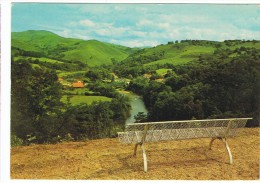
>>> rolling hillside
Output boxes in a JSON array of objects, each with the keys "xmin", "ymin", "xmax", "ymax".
[
  {"xmin": 121, "ymin": 40, "xmax": 260, "ymax": 67},
  {"xmin": 12, "ymin": 30, "xmax": 260, "ymax": 68},
  {"xmin": 12, "ymin": 30, "xmax": 133, "ymax": 66}
]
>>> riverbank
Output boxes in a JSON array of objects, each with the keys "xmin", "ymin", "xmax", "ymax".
[{"xmin": 11, "ymin": 127, "xmax": 259, "ymax": 180}]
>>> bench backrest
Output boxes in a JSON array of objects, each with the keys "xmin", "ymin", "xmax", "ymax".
[{"xmin": 118, "ymin": 118, "xmax": 252, "ymax": 144}]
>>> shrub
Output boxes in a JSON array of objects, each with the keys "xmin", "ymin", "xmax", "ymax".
[{"xmin": 11, "ymin": 134, "xmax": 24, "ymax": 147}]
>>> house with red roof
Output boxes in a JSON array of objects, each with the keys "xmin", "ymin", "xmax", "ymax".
[{"xmin": 72, "ymin": 80, "xmax": 84, "ymax": 88}]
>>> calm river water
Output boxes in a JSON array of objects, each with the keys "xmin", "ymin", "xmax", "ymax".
[{"xmin": 124, "ymin": 93, "xmax": 148, "ymax": 124}]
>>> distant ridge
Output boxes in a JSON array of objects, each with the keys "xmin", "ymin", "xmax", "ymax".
[
  {"xmin": 12, "ymin": 30, "xmax": 260, "ymax": 67},
  {"xmin": 11, "ymin": 30, "xmax": 136, "ymax": 66}
]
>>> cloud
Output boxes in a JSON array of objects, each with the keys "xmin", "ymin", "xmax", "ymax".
[
  {"xmin": 137, "ymin": 19, "xmax": 154, "ymax": 27},
  {"xmin": 96, "ymin": 27, "xmax": 129, "ymax": 37},
  {"xmin": 158, "ymin": 23, "xmax": 171, "ymax": 29},
  {"xmin": 111, "ymin": 39, "xmax": 160, "ymax": 48},
  {"xmin": 80, "ymin": 19, "xmax": 96, "ymax": 27},
  {"xmin": 131, "ymin": 31, "xmax": 147, "ymax": 37},
  {"xmin": 55, "ymin": 29, "xmax": 71, "ymax": 38},
  {"xmin": 74, "ymin": 19, "xmax": 131, "ymax": 38},
  {"xmin": 71, "ymin": 33, "xmax": 92, "ymax": 40},
  {"xmin": 159, "ymin": 14, "xmax": 215, "ymax": 25}
]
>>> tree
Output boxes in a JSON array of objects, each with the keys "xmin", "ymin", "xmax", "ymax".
[
  {"xmin": 11, "ymin": 60, "xmax": 64, "ymax": 143},
  {"xmin": 127, "ymin": 77, "xmax": 149, "ymax": 95},
  {"xmin": 134, "ymin": 112, "xmax": 147, "ymax": 122}
]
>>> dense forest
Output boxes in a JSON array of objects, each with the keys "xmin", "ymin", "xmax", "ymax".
[
  {"xmin": 11, "ymin": 31, "xmax": 260, "ymax": 145},
  {"xmin": 127, "ymin": 45, "xmax": 260, "ymax": 124}
]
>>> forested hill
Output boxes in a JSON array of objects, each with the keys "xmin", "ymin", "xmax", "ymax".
[
  {"xmin": 114, "ymin": 39, "xmax": 260, "ymax": 126},
  {"xmin": 114, "ymin": 39, "xmax": 260, "ymax": 77},
  {"xmin": 11, "ymin": 30, "xmax": 135, "ymax": 66}
]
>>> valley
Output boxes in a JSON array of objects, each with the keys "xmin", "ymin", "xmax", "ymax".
[{"xmin": 11, "ymin": 30, "xmax": 260, "ymax": 145}]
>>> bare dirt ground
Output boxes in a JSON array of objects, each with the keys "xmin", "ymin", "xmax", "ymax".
[{"xmin": 11, "ymin": 128, "xmax": 259, "ymax": 180}]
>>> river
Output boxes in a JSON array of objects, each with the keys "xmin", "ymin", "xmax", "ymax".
[{"xmin": 124, "ymin": 93, "xmax": 148, "ymax": 124}]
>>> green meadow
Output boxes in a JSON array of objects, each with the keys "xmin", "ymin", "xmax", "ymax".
[
  {"xmin": 12, "ymin": 30, "xmax": 134, "ymax": 66},
  {"xmin": 61, "ymin": 95, "xmax": 112, "ymax": 105},
  {"xmin": 155, "ymin": 68, "xmax": 172, "ymax": 75},
  {"xmin": 14, "ymin": 56, "xmax": 65, "ymax": 64}
]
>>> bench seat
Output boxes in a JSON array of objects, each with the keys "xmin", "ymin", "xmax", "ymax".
[
  {"xmin": 118, "ymin": 118, "xmax": 252, "ymax": 172},
  {"xmin": 118, "ymin": 127, "xmax": 231, "ymax": 143}
]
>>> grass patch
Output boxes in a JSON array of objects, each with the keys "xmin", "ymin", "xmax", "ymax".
[
  {"xmin": 143, "ymin": 44, "xmax": 215, "ymax": 67},
  {"xmin": 66, "ymin": 88, "xmax": 89, "ymax": 94},
  {"xmin": 145, "ymin": 57, "xmax": 194, "ymax": 66},
  {"xmin": 57, "ymin": 71, "xmax": 86, "ymax": 78},
  {"xmin": 14, "ymin": 56, "xmax": 65, "ymax": 64},
  {"xmin": 179, "ymin": 45, "xmax": 215, "ymax": 56},
  {"xmin": 156, "ymin": 69, "xmax": 172, "ymax": 75},
  {"xmin": 61, "ymin": 95, "xmax": 112, "ymax": 105},
  {"xmin": 35, "ymin": 57, "xmax": 64, "ymax": 64}
]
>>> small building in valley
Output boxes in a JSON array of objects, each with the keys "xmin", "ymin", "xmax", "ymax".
[{"xmin": 72, "ymin": 80, "xmax": 84, "ymax": 88}]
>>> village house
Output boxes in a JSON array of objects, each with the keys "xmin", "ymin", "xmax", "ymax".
[{"xmin": 72, "ymin": 80, "xmax": 84, "ymax": 88}]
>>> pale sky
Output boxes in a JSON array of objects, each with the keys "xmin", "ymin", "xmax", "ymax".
[{"xmin": 12, "ymin": 3, "xmax": 260, "ymax": 47}]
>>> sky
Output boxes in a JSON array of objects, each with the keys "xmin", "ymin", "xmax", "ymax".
[{"xmin": 12, "ymin": 3, "xmax": 260, "ymax": 47}]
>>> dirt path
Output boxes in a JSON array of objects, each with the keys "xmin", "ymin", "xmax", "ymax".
[{"xmin": 11, "ymin": 128, "xmax": 259, "ymax": 180}]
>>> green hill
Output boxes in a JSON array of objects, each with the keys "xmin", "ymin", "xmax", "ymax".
[
  {"xmin": 113, "ymin": 39, "xmax": 260, "ymax": 78},
  {"xmin": 11, "ymin": 30, "xmax": 133, "ymax": 66},
  {"xmin": 122, "ymin": 40, "xmax": 260, "ymax": 67},
  {"xmin": 12, "ymin": 30, "xmax": 260, "ymax": 68}
]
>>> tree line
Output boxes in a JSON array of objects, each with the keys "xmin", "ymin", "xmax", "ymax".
[{"xmin": 11, "ymin": 60, "xmax": 131, "ymax": 145}]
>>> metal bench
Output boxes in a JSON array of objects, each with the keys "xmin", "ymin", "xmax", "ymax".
[{"xmin": 118, "ymin": 118, "xmax": 252, "ymax": 172}]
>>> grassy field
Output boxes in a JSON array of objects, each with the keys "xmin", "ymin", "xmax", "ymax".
[
  {"xmin": 57, "ymin": 71, "xmax": 86, "ymax": 78},
  {"xmin": 12, "ymin": 30, "xmax": 84, "ymax": 51},
  {"xmin": 12, "ymin": 30, "xmax": 133, "ymax": 66},
  {"xmin": 64, "ymin": 88, "xmax": 90, "ymax": 95},
  {"xmin": 32, "ymin": 57, "xmax": 64, "ymax": 64},
  {"xmin": 63, "ymin": 40, "xmax": 129, "ymax": 66},
  {"xmin": 145, "ymin": 57, "xmax": 194, "ymax": 66},
  {"xmin": 14, "ymin": 56, "xmax": 65, "ymax": 64},
  {"xmin": 61, "ymin": 95, "xmax": 112, "ymax": 105},
  {"xmin": 11, "ymin": 128, "xmax": 259, "ymax": 180},
  {"xmin": 144, "ymin": 44, "xmax": 215, "ymax": 66},
  {"xmin": 155, "ymin": 68, "xmax": 172, "ymax": 75},
  {"xmin": 222, "ymin": 41, "xmax": 260, "ymax": 50}
]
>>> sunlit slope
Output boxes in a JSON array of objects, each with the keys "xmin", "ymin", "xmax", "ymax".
[
  {"xmin": 12, "ymin": 30, "xmax": 133, "ymax": 66},
  {"xmin": 62, "ymin": 40, "xmax": 130, "ymax": 66},
  {"xmin": 122, "ymin": 40, "xmax": 260, "ymax": 66}
]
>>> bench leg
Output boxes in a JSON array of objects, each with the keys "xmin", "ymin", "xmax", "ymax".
[
  {"xmin": 133, "ymin": 142, "xmax": 148, "ymax": 172},
  {"xmin": 133, "ymin": 143, "xmax": 139, "ymax": 156},
  {"xmin": 133, "ymin": 125, "xmax": 149, "ymax": 172},
  {"xmin": 209, "ymin": 137, "xmax": 233, "ymax": 164},
  {"xmin": 209, "ymin": 137, "xmax": 217, "ymax": 150},
  {"xmin": 141, "ymin": 144, "xmax": 148, "ymax": 172},
  {"xmin": 222, "ymin": 138, "xmax": 233, "ymax": 164}
]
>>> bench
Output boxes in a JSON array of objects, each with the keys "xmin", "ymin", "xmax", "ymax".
[{"xmin": 118, "ymin": 118, "xmax": 252, "ymax": 172}]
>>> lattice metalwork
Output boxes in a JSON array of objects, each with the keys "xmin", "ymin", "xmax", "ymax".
[{"xmin": 118, "ymin": 118, "xmax": 250, "ymax": 144}]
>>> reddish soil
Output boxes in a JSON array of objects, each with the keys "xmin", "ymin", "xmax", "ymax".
[{"xmin": 11, "ymin": 128, "xmax": 259, "ymax": 180}]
